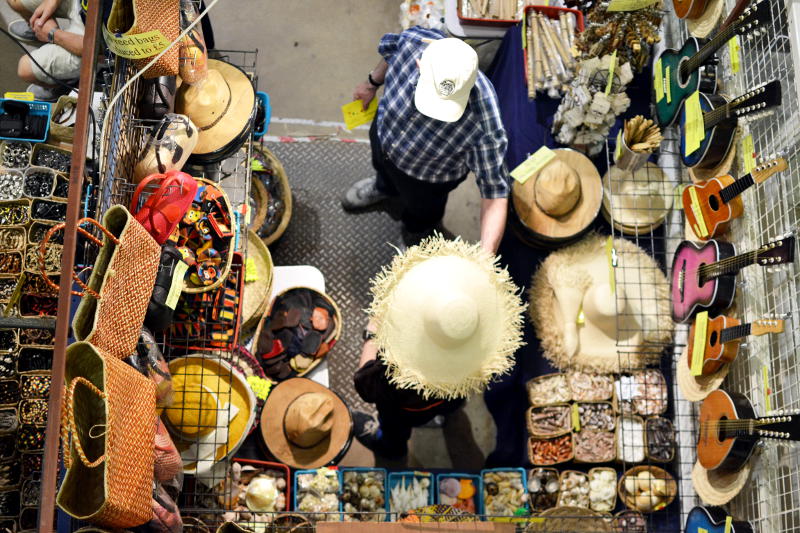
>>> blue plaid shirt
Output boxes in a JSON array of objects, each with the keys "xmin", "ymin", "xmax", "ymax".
[{"xmin": 376, "ymin": 27, "xmax": 510, "ymax": 199}]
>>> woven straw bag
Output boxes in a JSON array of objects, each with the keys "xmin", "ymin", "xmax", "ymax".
[
  {"xmin": 56, "ymin": 342, "xmax": 156, "ymax": 528},
  {"xmin": 40, "ymin": 206, "xmax": 160, "ymax": 359},
  {"xmin": 106, "ymin": 0, "xmax": 181, "ymax": 78}
]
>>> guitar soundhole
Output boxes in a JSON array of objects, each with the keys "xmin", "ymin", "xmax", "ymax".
[
  {"xmin": 709, "ymin": 195, "xmax": 720, "ymax": 211},
  {"xmin": 709, "ymin": 330, "xmax": 718, "ymax": 346},
  {"xmin": 697, "ymin": 263, "xmax": 706, "ymax": 287},
  {"xmin": 717, "ymin": 416, "xmax": 728, "ymax": 441}
]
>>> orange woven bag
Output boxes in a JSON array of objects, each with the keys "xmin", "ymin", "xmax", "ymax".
[
  {"xmin": 106, "ymin": 0, "xmax": 181, "ymax": 78},
  {"xmin": 56, "ymin": 342, "xmax": 156, "ymax": 528}
]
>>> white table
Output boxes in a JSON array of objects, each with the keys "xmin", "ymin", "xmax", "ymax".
[{"xmin": 444, "ymin": 0, "xmax": 513, "ymax": 39}]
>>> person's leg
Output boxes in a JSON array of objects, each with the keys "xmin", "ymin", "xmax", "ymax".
[
  {"xmin": 7, "ymin": 0, "xmax": 34, "ymax": 18},
  {"xmin": 391, "ymin": 173, "xmax": 468, "ymax": 233},
  {"xmin": 341, "ymin": 120, "xmax": 395, "ymax": 210},
  {"xmin": 20, "ymin": 45, "xmax": 79, "ymax": 100},
  {"xmin": 17, "ymin": 56, "xmax": 46, "ymax": 85}
]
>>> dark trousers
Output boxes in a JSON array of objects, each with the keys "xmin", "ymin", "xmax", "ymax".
[
  {"xmin": 375, "ymin": 399, "xmax": 463, "ymax": 456},
  {"xmin": 370, "ymin": 120, "xmax": 467, "ymax": 233}
]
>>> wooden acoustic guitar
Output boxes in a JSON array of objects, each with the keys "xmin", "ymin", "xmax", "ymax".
[
  {"xmin": 670, "ymin": 235, "xmax": 795, "ymax": 322},
  {"xmin": 685, "ymin": 506, "xmax": 753, "ymax": 533},
  {"xmin": 679, "ymin": 80, "xmax": 782, "ymax": 171},
  {"xmin": 698, "ymin": 389, "xmax": 800, "ymax": 472},
  {"xmin": 687, "ymin": 315, "xmax": 785, "ymax": 375},
  {"xmin": 682, "ymin": 158, "xmax": 787, "ymax": 240},
  {"xmin": 654, "ymin": 0, "xmax": 768, "ymax": 127}
]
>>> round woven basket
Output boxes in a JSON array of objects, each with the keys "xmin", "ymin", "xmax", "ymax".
[
  {"xmin": 617, "ymin": 465, "xmax": 677, "ymax": 512},
  {"xmin": 525, "ymin": 506, "xmax": 611, "ymax": 532},
  {"xmin": 252, "ymin": 144, "xmax": 292, "ymax": 246},
  {"xmin": 248, "ymin": 175, "xmax": 269, "ymax": 233},
  {"xmin": 241, "ymin": 230, "xmax": 274, "ymax": 334}
]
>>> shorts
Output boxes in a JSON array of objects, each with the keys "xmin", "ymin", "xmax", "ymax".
[
  {"xmin": 19, "ymin": 0, "xmax": 74, "ymax": 18},
  {"xmin": 21, "ymin": 0, "xmax": 83, "ymax": 83}
]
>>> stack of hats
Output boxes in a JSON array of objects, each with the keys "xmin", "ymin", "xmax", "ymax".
[{"xmin": 601, "ymin": 163, "xmax": 673, "ymax": 235}]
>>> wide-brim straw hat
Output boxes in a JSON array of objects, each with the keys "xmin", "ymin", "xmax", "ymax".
[
  {"xmin": 602, "ymin": 162, "xmax": 673, "ymax": 234},
  {"xmin": 688, "ymin": 0, "xmax": 724, "ymax": 38},
  {"xmin": 175, "ymin": 59, "xmax": 255, "ymax": 158},
  {"xmin": 165, "ymin": 355, "xmax": 256, "ymax": 473},
  {"xmin": 689, "ymin": 129, "xmax": 738, "ymax": 183},
  {"xmin": 367, "ymin": 235, "xmax": 525, "ymax": 400},
  {"xmin": 529, "ymin": 233, "xmax": 672, "ymax": 373},
  {"xmin": 692, "ymin": 459, "xmax": 751, "ymax": 505},
  {"xmin": 676, "ymin": 346, "xmax": 730, "ymax": 401},
  {"xmin": 260, "ymin": 378, "xmax": 352, "ymax": 469},
  {"xmin": 241, "ymin": 230, "xmax": 273, "ymax": 334},
  {"xmin": 512, "ymin": 149, "xmax": 602, "ymax": 242}
]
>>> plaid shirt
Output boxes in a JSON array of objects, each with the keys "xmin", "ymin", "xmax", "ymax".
[{"xmin": 376, "ymin": 27, "xmax": 509, "ymax": 199}]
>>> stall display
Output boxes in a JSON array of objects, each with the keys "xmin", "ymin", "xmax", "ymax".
[
  {"xmin": 436, "ymin": 474, "xmax": 479, "ymax": 514},
  {"xmin": 388, "ymin": 472, "xmax": 433, "ymax": 515},
  {"xmin": 342, "ymin": 468, "xmax": 387, "ymax": 521},
  {"xmin": 294, "ymin": 468, "xmax": 341, "ymax": 521},
  {"xmin": 481, "ymin": 469, "xmax": 526, "ymax": 516}
]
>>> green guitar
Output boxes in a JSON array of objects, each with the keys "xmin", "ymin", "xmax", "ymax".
[{"xmin": 652, "ymin": 0, "xmax": 770, "ymax": 127}]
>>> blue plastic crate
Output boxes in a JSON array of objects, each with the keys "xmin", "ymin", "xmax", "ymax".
[
  {"xmin": 253, "ymin": 91, "xmax": 271, "ymax": 139},
  {"xmin": 480, "ymin": 468, "xmax": 528, "ymax": 518},
  {"xmin": 0, "ymin": 99, "xmax": 52, "ymax": 143},
  {"xmin": 387, "ymin": 471, "xmax": 434, "ymax": 516},
  {"xmin": 293, "ymin": 467, "xmax": 343, "ymax": 519},
  {"xmin": 435, "ymin": 472, "xmax": 483, "ymax": 515},
  {"xmin": 341, "ymin": 467, "xmax": 389, "ymax": 521}
]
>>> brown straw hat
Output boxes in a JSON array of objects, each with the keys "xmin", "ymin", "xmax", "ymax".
[
  {"xmin": 688, "ymin": 0, "xmax": 724, "ymax": 38},
  {"xmin": 512, "ymin": 149, "xmax": 602, "ymax": 242},
  {"xmin": 175, "ymin": 59, "xmax": 255, "ymax": 158},
  {"xmin": 260, "ymin": 378, "xmax": 352, "ymax": 469},
  {"xmin": 676, "ymin": 346, "xmax": 730, "ymax": 402},
  {"xmin": 692, "ymin": 459, "xmax": 751, "ymax": 505}
]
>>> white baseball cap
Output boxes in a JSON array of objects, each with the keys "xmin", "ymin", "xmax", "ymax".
[{"xmin": 414, "ymin": 38, "xmax": 479, "ymax": 123}]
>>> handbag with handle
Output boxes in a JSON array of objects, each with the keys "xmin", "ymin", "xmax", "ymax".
[
  {"xmin": 56, "ymin": 342, "xmax": 156, "ymax": 528},
  {"xmin": 40, "ymin": 205, "xmax": 161, "ymax": 358},
  {"xmin": 106, "ymin": 0, "xmax": 181, "ymax": 78}
]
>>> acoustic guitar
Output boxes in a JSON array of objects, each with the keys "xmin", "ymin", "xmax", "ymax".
[
  {"xmin": 687, "ymin": 315, "xmax": 785, "ymax": 375},
  {"xmin": 670, "ymin": 235, "xmax": 795, "ymax": 322},
  {"xmin": 685, "ymin": 506, "xmax": 753, "ymax": 533},
  {"xmin": 698, "ymin": 389, "xmax": 800, "ymax": 472},
  {"xmin": 682, "ymin": 158, "xmax": 787, "ymax": 240},
  {"xmin": 654, "ymin": 0, "xmax": 768, "ymax": 126},
  {"xmin": 679, "ymin": 80, "xmax": 782, "ymax": 171}
]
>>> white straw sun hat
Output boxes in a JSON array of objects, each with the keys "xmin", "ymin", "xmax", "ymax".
[
  {"xmin": 367, "ymin": 236, "xmax": 525, "ymax": 399},
  {"xmin": 414, "ymin": 38, "xmax": 479, "ymax": 123}
]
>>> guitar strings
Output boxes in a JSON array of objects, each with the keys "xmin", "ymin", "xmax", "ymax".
[{"xmin": 679, "ymin": 251, "xmax": 761, "ymax": 277}]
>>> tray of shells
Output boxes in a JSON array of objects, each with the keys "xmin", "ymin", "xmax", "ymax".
[
  {"xmin": 618, "ymin": 466, "xmax": 677, "ymax": 513},
  {"xmin": 588, "ymin": 468, "xmax": 617, "ymax": 512},
  {"xmin": 388, "ymin": 471, "xmax": 433, "ymax": 515},
  {"xmin": 529, "ymin": 434, "xmax": 574, "ymax": 466},
  {"xmin": 526, "ymin": 373, "xmax": 571, "ymax": 406},
  {"xmin": 481, "ymin": 468, "xmax": 527, "ymax": 517},
  {"xmin": 574, "ymin": 429, "xmax": 616, "ymax": 463},
  {"xmin": 556, "ymin": 470, "xmax": 590, "ymax": 508},
  {"xmin": 223, "ymin": 459, "xmax": 289, "ymax": 522},
  {"xmin": 645, "ymin": 416, "xmax": 676, "ymax": 463},
  {"xmin": 342, "ymin": 468, "xmax": 387, "ymax": 522},
  {"xmin": 616, "ymin": 415, "xmax": 646, "ymax": 464},
  {"xmin": 294, "ymin": 468, "xmax": 342, "ymax": 521},
  {"xmin": 436, "ymin": 473, "xmax": 481, "ymax": 514},
  {"xmin": 577, "ymin": 401, "xmax": 616, "ymax": 431},
  {"xmin": 568, "ymin": 372, "xmax": 614, "ymax": 401},
  {"xmin": 526, "ymin": 403, "xmax": 571, "ymax": 437},
  {"xmin": 613, "ymin": 509, "xmax": 647, "ymax": 532},
  {"xmin": 528, "ymin": 468, "xmax": 559, "ymax": 511},
  {"xmin": 615, "ymin": 370, "xmax": 668, "ymax": 416}
]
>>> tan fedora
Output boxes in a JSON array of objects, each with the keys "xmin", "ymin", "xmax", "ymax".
[
  {"xmin": 260, "ymin": 378, "xmax": 352, "ymax": 469},
  {"xmin": 676, "ymin": 346, "xmax": 730, "ymax": 402},
  {"xmin": 512, "ymin": 149, "xmax": 602, "ymax": 241},
  {"xmin": 175, "ymin": 59, "xmax": 255, "ymax": 157}
]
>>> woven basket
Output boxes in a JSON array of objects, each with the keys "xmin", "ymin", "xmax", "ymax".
[
  {"xmin": 526, "ymin": 403, "xmax": 571, "ymax": 438},
  {"xmin": 248, "ymin": 175, "xmax": 268, "ymax": 233},
  {"xmin": 644, "ymin": 416, "xmax": 676, "ymax": 463},
  {"xmin": 252, "ymin": 144, "xmax": 292, "ymax": 246},
  {"xmin": 525, "ymin": 506, "xmax": 612, "ymax": 532},
  {"xmin": 528, "ymin": 433, "xmax": 574, "ymax": 466},
  {"xmin": 241, "ymin": 230, "xmax": 273, "ymax": 334},
  {"xmin": 22, "ymin": 166, "xmax": 56, "ymax": 198},
  {"xmin": 588, "ymin": 467, "xmax": 618, "ymax": 513},
  {"xmin": 0, "ymin": 408, "xmax": 16, "ymax": 436},
  {"xmin": 617, "ymin": 465, "xmax": 677, "ymax": 513},
  {"xmin": 615, "ymin": 414, "xmax": 645, "ymax": 463},
  {"xmin": 576, "ymin": 400, "xmax": 617, "ymax": 432},
  {"xmin": 525, "ymin": 372, "xmax": 571, "ymax": 407},
  {"xmin": 0, "ymin": 227, "xmax": 25, "ymax": 251},
  {"xmin": 574, "ymin": 429, "xmax": 616, "ymax": 463},
  {"xmin": 527, "ymin": 467, "xmax": 560, "ymax": 512},
  {"xmin": 567, "ymin": 371, "xmax": 615, "ymax": 401},
  {"xmin": 556, "ymin": 470, "xmax": 590, "ymax": 508}
]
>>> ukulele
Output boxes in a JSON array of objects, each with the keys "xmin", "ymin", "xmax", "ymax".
[
  {"xmin": 654, "ymin": 0, "xmax": 768, "ymax": 126},
  {"xmin": 685, "ymin": 506, "xmax": 753, "ymax": 533},
  {"xmin": 679, "ymin": 80, "xmax": 782, "ymax": 171},
  {"xmin": 698, "ymin": 389, "xmax": 800, "ymax": 472},
  {"xmin": 687, "ymin": 315, "xmax": 785, "ymax": 375},
  {"xmin": 682, "ymin": 158, "xmax": 787, "ymax": 240},
  {"xmin": 670, "ymin": 235, "xmax": 795, "ymax": 322}
]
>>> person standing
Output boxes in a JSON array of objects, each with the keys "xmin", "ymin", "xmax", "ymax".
[{"xmin": 341, "ymin": 27, "xmax": 509, "ymax": 253}]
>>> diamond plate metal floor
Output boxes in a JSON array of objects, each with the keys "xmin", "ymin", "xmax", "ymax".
[{"xmin": 264, "ymin": 141, "xmax": 401, "ymax": 414}]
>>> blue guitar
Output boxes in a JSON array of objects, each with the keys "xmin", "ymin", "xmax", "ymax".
[{"xmin": 685, "ymin": 506, "xmax": 753, "ymax": 533}]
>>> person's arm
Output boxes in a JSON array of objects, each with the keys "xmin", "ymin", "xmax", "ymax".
[
  {"xmin": 34, "ymin": 19, "xmax": 83, "ymax": 56},
  {"xmin": 29, "ymin": 0, "xmax": 59, "ymax": 29},
  {"xmin": 480, "ymin": 197, "xmax": 507, "ymax": 254},
  {"xmin": 353, "ymin": 59, "xmax": 388, "ymax": 111},
  {"xmin": 357, "ymin": 321, "xmax": 379, "ymax": 369}
]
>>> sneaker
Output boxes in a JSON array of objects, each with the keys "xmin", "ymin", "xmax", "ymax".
[
  {"xmin": 420, "ymin": 415, "xmax": 445, "ymax": 428},
  {"xmin": 8, "ymin": 19, "xmax": 37, "ymax": 43},
  {"xmin": 341, "ymin": 177, "xmax": 389, "ymax": 210},
  {"xmin": 351, "ymin": 410, "xmax": 406, "ymax": 459},
  {"xmin": 26, "ymin": 83, "xmax": 72, "ymax": 102}
]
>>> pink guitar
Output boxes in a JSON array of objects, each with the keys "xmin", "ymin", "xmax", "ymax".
[{"xmin": 671, "ymin": 236, "xmax": 795, "ymax": 323}]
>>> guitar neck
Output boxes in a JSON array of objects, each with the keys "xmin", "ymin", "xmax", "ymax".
[
  {"xmin": 700, "ymin": 250, "xmax": 759, "ymax": 281},
  {"xmin": 720, "ymin": 323, "xmax": 752, "ymax": 343},
  {"xmin": 719, "ymin": 173, "xmax": 755, "ymax": 203},
  {"xmin": 683, "ymin": 25, "xmax": 737, "ymax": 76}
]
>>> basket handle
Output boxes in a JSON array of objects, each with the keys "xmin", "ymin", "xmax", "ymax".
[
  {"xmin": 61, "ymin": 376, "xmax": 107, "ymax": 469},
  {"xmin": 39, "ymin": 218, "xmax": 120, "ymax": 298}
]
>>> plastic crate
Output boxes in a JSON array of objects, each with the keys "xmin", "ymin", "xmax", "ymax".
[
  {"xmin": 480, "ymin": 468, "xmax": 528, "ymax": 519},
  {"xmin": 293, "ymin": 467, "xmax": 343, "ymax": 519},
  {"xmin": 387, "ymin": 471, "xmax": 434, "ymax": 516},
  {"xmin": 232, "ymin": 458, "xmax": 291, "ymax": 512},
  {"xmin": 253, "ymin": 91, "xmax": 271, "ymax": 140},
  {"xmin": 435, "ymin": 472, "xmax": 483, "ymax": 515},
  {"xmin": 0, "ymin": 99, "xmax": 52, "ymax": 143},
  {"xmin": 340, "ymin": 467, "xmax": 389, "ymax": 521},
  {"xmin": 456, "ymin": 0, "xmax": 520, "ymax": 27}
]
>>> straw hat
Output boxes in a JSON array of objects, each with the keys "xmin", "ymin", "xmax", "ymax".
[
  {"xmin": 529, "ymin": 233, "xmax": 672, "ymax": 373},
  {"xmin": 688, "ymin": 0, "xmax": 724, "ymax": 38},
  {"xmin": 688, "ymin": 128, "xmax": 738, "ymax": 182},
  {"xmin": 241, "ymin": 230, "xmax": 273, "ymax": 334},
  {"xmin": 164, "ymin": 355, "xmax": 256, "ymax": 474},
  {"xmin": 601, "ymin": 162, "xmax": 673, "ymax": 235},
  {"xmin": 676, "ymin": 345, "xmax": 730, "ymax": 401},
  {"xmin": 260, "ymin": 378, "xmax": 352, "ymax": 469},
  {"xmin": 512, "ymin": 149, "xmax": 602, "ymax": 242},
  {"xmin": 133, "ymin": 114, "xmax": 198, "ymax": 183},
  {"xmin": 367, "ymin": 235, "xmax": 525, "ymax": 400},
  {"xmin": 692, "ymin": 459, "xmax": 751, "ymax": 505},
  {"xmin": 175, "ymin": 59, "xmax": 255, "ymax": 160}
]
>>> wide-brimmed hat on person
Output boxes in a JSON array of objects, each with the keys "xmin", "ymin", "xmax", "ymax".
[
  {"xmin": 260, "ymin": 378, "xmax": 352, "ymax": 469},
  {"xmin": 529, "ymin": 233, "xmax": 672, "ymax": 373},
  {"xmin": 415, "ymin": 38, "xmax": 478, "ymax": 123},
  {"xmin": 175, "ymin": 59, "xmax": 255, "ymax": 163},
  {"xmin": 512, "ymin": 149, "xmax": 602, "ymax": 243},
  {"xmin": 367, "ymin": 236, "xmax": 525, "ymax": 400}
]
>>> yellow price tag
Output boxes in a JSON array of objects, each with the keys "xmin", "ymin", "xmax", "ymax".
[
  {"xmin": 605, "ymin": 50, "xmax": 617, "ymax": 95},
  {"xmin": 605, "ymin": 236, "xmax": 616, "ymax": 294},
  {"xmin": 742, "ymin": 134, "xmax": 756, "ymax": 174},
  {"xmin": 251, "ymin": 158, "xmax": 267, "ymax": 172},
  {"xmin": 245, "ymin": 257, "xmax": 259, "ymax": 282},
  {"xmin": 684, "ymin": 90, "xmax": 704, "ymax": 157},
  {"xmin": 510, "ymin": 146, "xmax": 556, "ymax": 184},
  {"xmin": 615, "ymin": 129, "xmax": 623, "ymax": 161},
  {"xmin": 4, "ymin": 92, "xmax": 34, "ymax": 101},
  {"xmin": 102, "ymin": 26, "xmax": 170, "ymax": 60},
  {"xmin": 763, "ymin": 365, "xmax": 771, "ymax": 412},
  {"xmin": 572, "ymin": 403, "xmax": 581, "ymax": 432},
  {"xmin": 654, "ymin": 59, "xmax": 665, "ymax": 102},
  {"xmin": 691, "ymin": 311, "xmax": 709, "ymax": 376},
  {"xmin": 341, "ymin": 98, "xmax": 378, "ymax": 131},
  {"xmin": 698, "ymin": 528, "xmax": 709, "ymax": 533},
  {"xmin": 607, "ymin": 0, "xmax": 659, "ymax": 11},
  {"xmin": 728, "ymin": 37, "xmax": 741, "ymax": 74},
  {"xmin": 521, "ymin": 12, "xmax": 527, "ymax": 49},
  {"xmin": 665, "ymin": 66, "xmax": 672, "ymax": 104},
  {"xmin": 576, "ymin": 305, "xmax": 585, "ymax": 325},
  {"xmin": 724, "ymin": 517, "xmax": 733, "ymax": 533},
  {"xmin": 689, "ymin": 186, "xmax": 709, "ymax": 238},
  {"xmin": 165, "ymin": 261, "xmax": 189, "ymax": 310}
]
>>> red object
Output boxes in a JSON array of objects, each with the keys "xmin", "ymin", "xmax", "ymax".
[
  {"xmin": 153, "ymin": 418, "xmax": 181, "ymax": 483},
  {"xmin": 261, "ymin": 339, "xmax": 285, "ymax": 360},
  {"xmin": 233, "ymin": 459, "xmax": 291, "ymax": 512},
  {"xmin": 131, "ymin": 170, "xmax": 198, "ymax": 245}
]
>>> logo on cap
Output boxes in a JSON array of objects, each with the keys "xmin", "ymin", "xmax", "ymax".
[{"xmin": 438, "ymin": 80, "xmax": 456, "ymax": 97}]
